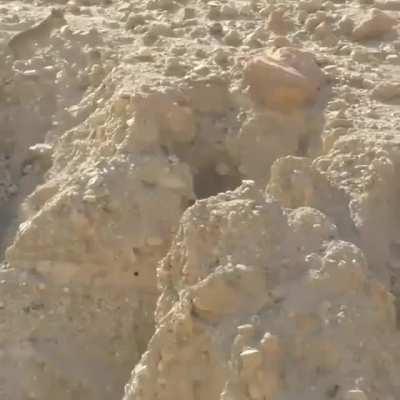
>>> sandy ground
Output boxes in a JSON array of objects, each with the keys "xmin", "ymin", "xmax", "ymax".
[{"xmin": 1, "ymin": 0, "xmax": 400, "ymax": 399}]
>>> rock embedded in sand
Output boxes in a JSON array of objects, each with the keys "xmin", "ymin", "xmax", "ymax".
[
  {"xmin": 352, "ymin": 9, "xmax": 397, "ymax": 41},
  {"xmin": 224, "ymin": 30, "xmax": 242, "ymax": 46},
  {"xmin": 371, "ymin": 81, "xmax": 400, "ymax": 101},
  {"xmin": 243, "ymin": 47, "xmax": 324, "ymax": 111},
  {"xmin": 266, "ymin": 9, "xmax": 293, "ymax": 35}
]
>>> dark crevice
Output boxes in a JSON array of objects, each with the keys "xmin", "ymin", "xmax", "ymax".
[{"xmin": 193, "ymin": 164, "xmax": 242, "ymax": 200}]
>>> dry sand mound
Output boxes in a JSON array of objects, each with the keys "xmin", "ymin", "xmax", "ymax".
[{"xmin": 1, "ymin": 1, "xmax": 400, "ymax": 399}]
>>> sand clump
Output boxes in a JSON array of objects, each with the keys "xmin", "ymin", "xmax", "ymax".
[
  {"xmin": 124, "ymin": 182, "xmax": 400, "ymax": 400},
  {"xmin": 1, "ymin": 0, "xmax": 400, "ymax": 399}
]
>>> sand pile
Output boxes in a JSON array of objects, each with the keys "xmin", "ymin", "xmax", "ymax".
[{"xmin": 0, "ymin": 0, "xmax": 400, "ymax": 399}]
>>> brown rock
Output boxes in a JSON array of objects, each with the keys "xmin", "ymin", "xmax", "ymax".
[
  {"xmin": 371, "ymin": 81, "xmax": 400, "ymax": 101},
  {"xmin": 352, "ymin": 9, "xmax": 397, "ymax": 41},
  {"xmin": 243, "ymin": 47, "xmax": 324, "ymax": 111},
  {"xmin": 266, "ymin": 9, "xmax": 293, "ymax": 35}
]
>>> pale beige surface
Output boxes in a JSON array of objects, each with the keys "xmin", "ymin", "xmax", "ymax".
[{"xmin": 0, "ymin": 0, "xmax": 400, "ymax": 399}]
